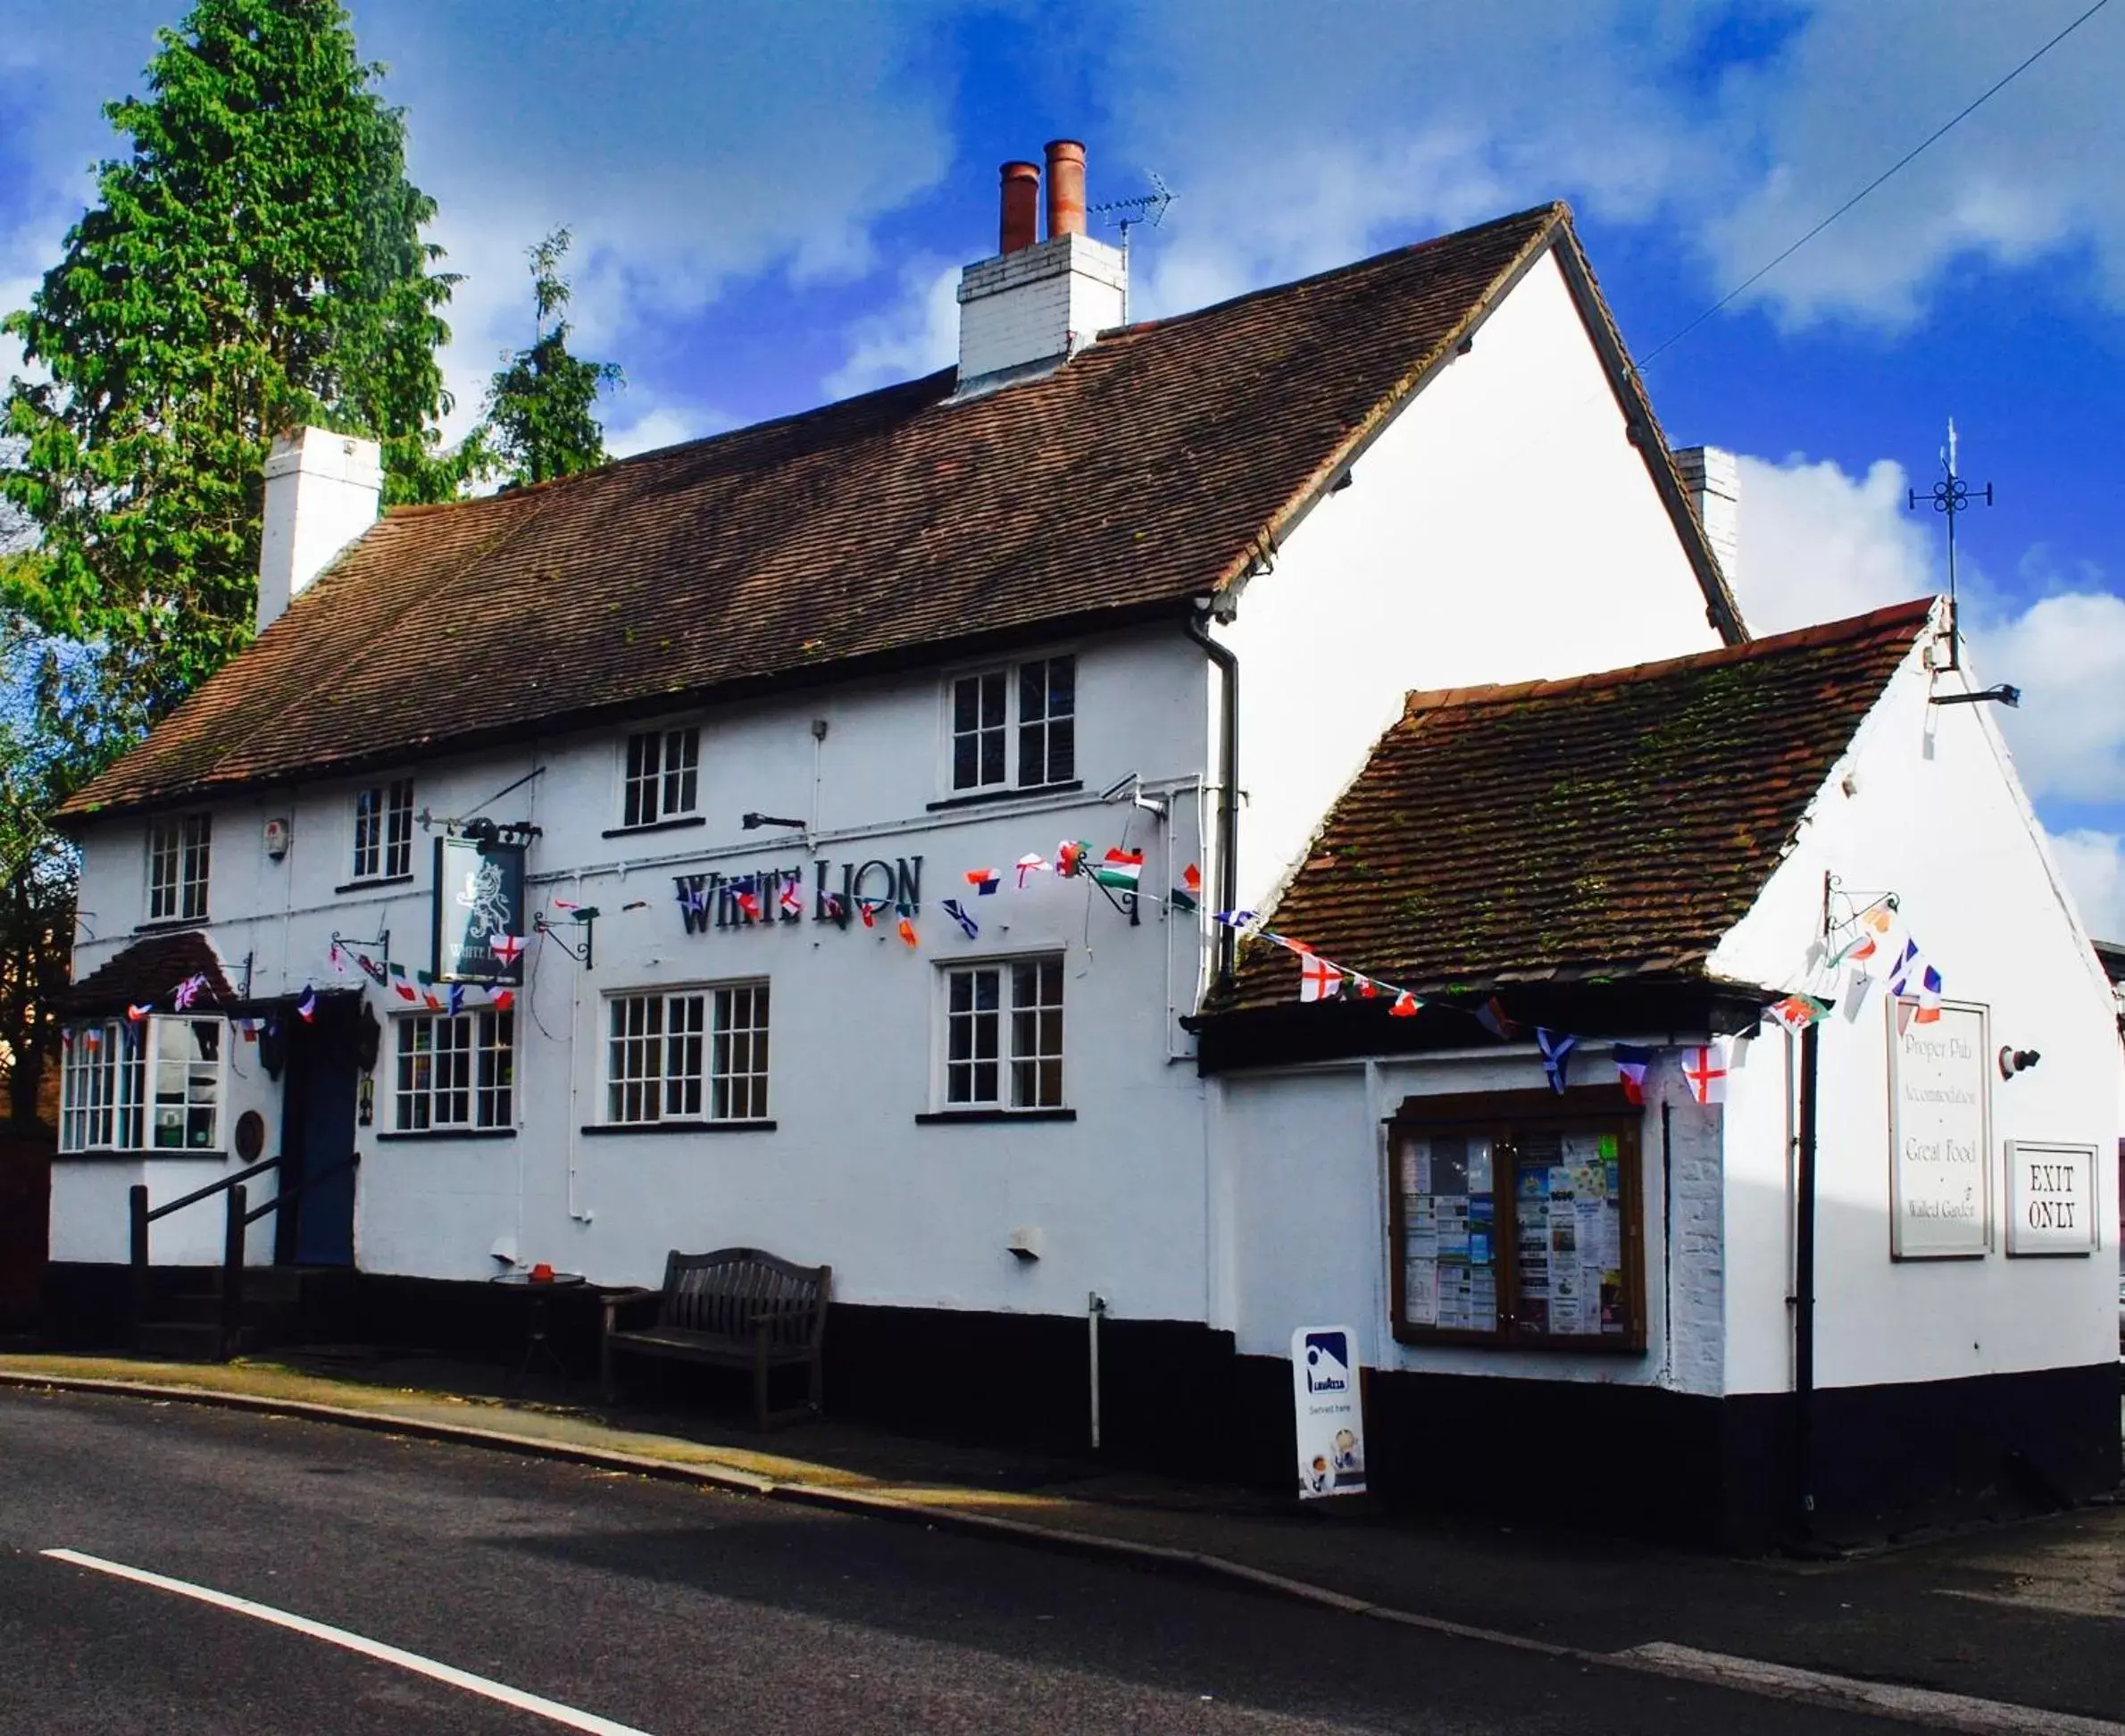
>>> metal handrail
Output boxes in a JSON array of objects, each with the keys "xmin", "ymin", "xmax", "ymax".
[
  {"xmin": 129, "ymin": 1150, "xmax": 361, "ymax": 1357},
  {"xmin": 142, "ymin": 1156, "xmax": 281, "ymax": 1224},
  {"xmin": 243, "ymin": 1153, "xmax": 357, "ymax": 1226}
]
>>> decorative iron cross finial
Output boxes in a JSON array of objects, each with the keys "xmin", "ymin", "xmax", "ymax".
[{"xmin": 1907, "ymin": 417, "xmax": 1993, "ymax": 670}]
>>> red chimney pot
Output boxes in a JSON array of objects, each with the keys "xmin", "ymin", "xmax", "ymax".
[
  {"xmin": 1044, "ymin": 139, "xmax": 1087, "ymax": 239},
  {"xmin": 999, "ymin": 161, "xmax": 1040, "ymax": 255}
]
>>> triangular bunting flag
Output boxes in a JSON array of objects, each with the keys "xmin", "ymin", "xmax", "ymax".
[
  {"xmin": 1537, "ymin": 1028, "xmax": 1576, "ymax": 1094},
  {"xmin": 941, "ymin": 898, "xmax": 979, "ymax": 940},
  {"xmin": 1612, "ymin": 1043, "xmax": 1654, "ymax": 1105}
]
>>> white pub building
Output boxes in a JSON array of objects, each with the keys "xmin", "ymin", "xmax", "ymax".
[{"xmin": 50, "ymin": 146, "xmax": 2118, "ymax": 1548}]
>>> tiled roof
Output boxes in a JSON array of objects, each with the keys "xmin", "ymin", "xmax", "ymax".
[
  {"xmin": 66, "ymin": 201, "xmax": 1737, "ymax": 819},
  {"xmin": 1222, "ymin": 599, "xmax": 1938, "ymax": 1008},
  {"xmin": 62, "ymin": 931, "xmax": 238, "ymax": 1017}
]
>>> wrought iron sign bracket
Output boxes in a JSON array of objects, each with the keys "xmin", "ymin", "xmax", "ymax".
[{"xmin": 535, "ymin": 908, "xmax": 597, "ymax": 972}]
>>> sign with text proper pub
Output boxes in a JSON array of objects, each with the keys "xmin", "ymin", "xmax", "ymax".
[{"xmin": 1887, "ymin": 999, "xmax": 1990, "ymax": 1259}]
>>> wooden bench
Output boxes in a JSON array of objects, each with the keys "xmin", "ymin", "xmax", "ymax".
[{"xmin": 600, "ymin": 1247, "xmax": 831, "ymax": 1429}]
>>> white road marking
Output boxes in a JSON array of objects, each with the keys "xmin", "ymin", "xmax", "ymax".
[
  {"xmin": 43, "ymin": 1548, "xmax": 656, "ymax": 1736},
  {"xmin": 1618, "ymin": 1640, "xmax": 2125, "ymax": 1736}
]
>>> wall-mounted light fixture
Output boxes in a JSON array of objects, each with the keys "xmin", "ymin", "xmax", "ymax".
[
  {"xmin": 741, "ymin": 812, "xmax": 807, "ymax": 831},
  {"xmin": 1931, "ymin": 684, "xmax": 2021, "ymax": 708},
  {"xmin": 1997, "ymin": 1046, "xmax": 2041, "ymax": 1081}
]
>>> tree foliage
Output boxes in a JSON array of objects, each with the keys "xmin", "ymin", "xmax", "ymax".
[
  {"xmin": 1, "ymin": 0, "xmax": 462, "ymax": 731},
  {"xmin": 477, "ymin": 227, "xmax": 623, "ymax": 488}
]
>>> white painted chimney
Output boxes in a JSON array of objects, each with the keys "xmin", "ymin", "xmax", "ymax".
[
  {"xmin": 1672, "ymin": 445, "xmax": 1739, "ymax": 588},
  {"xmin": 955, "ymin": 141, "xmax": 1126, "ymax": 397},
  {"xmin": 256, "ymin": 426, "xmax": 382, "ymax": 632}
]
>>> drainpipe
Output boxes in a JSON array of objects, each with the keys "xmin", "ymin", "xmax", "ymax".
[
  {"xmin": 1793, "ymin": 1020, "xmax": 1821, "ymax": 1540},
  {"xmin": 1184, "ymin": 605, "xmax": 1239, "ymax": 991}
]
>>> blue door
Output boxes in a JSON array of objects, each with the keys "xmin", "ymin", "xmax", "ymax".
[{"xmin": 281, "ymin": 1004, "xmax": 357, "ymax": 1267}]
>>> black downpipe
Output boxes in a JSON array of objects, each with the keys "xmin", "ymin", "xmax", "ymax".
[
  {"xmin": 1184, "ymin": 609, "xmax": 1240, "ymax": 990},
  {"xmin": 1793, "ymin": 1021, "xmax": 1821, "ymax": 1538}
]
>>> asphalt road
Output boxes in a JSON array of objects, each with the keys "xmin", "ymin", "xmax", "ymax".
[{"xmin": 0, "ymin": 1388, "xmax": 1931, "ymax": 1734}]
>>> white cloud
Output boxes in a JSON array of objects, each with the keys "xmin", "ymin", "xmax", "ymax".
[
  {"xmin": 1733, "ymin": 447, "xmax": 2125, "ymax": 814},
  {"xmin": 822, "ymin": 258, "xmax": 959, "ymax": 400},
  {"xmin": 1730, "ymin": 454, "xmax": 1934, "ymax": 635},
  {"xmin": 2046, "ymin": 829, "xmax": 2125, "ymax": 942},
  {"xmin": 604, "ymin": 402, "xmax": 729, "ymax": 460}
]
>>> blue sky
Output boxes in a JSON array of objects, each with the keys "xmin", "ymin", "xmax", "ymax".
[{"xmin": 5, "ymin": 1, "xmax": 2124, "ymax": 927}]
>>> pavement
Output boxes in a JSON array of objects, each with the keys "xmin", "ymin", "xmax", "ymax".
[{"xmin": 1, "ymin": 1350, "xmax": 2121, "ymax": 1734}]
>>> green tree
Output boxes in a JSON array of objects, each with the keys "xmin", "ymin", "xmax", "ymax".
[
  {"xmin": 476, "ymin": 227, "xmax": 623, "ymax": 488},
  {"xmin": 1, "ymin": 0, "xmax": 463, "ymax": 732}
]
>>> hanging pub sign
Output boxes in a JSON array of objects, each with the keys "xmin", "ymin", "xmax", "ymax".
[
  {"xmin": 1887, "ymin": 998, "xmax": 1990, "ymax": 1259},
  {"xmin": 434, "ymin": 835, "xmax": 527, "ymax": 984}
]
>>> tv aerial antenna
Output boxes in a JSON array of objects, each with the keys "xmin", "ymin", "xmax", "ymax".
[{"xmin": 1089, "ymin": 171, "xmax": 1172, "ymax": 322}]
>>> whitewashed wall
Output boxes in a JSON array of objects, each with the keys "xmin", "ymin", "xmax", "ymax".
[
  {"xmin": 1214, "ymin": 1047, "xmax": 1722, "ymax": 1391},
  {"xmin": 1712, "ymin": 628, "xmax": 2121, "ymax": 1394},
  {"xmin": 1214, "ymin": 246, "xmax": 1729, "ymax": 913},
  {"xmin": 62, "ymin": 627, "xmax": 1220, "ymax": 1323}
]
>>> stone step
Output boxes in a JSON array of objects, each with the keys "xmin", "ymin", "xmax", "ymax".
[{"xmin": 136, "ymin": 1320, "xmax": 233, "ymax": 1363}]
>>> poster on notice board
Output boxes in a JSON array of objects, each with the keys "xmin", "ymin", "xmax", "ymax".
[{"xmin": 1291, "ymin": 1325, "xmax": 1366, "ymax": 1499}]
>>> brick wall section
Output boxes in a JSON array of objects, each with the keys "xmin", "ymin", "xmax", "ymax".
[{"xmin": 1659, "ymin": 1080, "xmax": 1727, "ymax": 1396}]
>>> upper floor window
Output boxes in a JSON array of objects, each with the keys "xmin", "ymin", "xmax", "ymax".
[
  {"xmin": 948, "ymin": 655, "xmax": 1075, "ymax": 794},
  {"xmin": 394, "ymin": 1009, "xmax": 514, "ymax": 1132},
  {"xmin": 605, "ymin": 983, "xmax": 770, "ymax": 1125},
  {"xmin": 60, "ymin": 1015, "xmax": 223, "ymax": 1153},
  {"xmin": 622, "ymin": 726, "xmax": 700, "ymax": 828},
  {"xmin": 352, "ymin": 779, "xmax": 414, "ymax": 881},
  {"xmin": 941, "ymin": 956, "xmax": 1064, "ymax": 1110},
  {"xmin": 147, "ymin": 814, "xmax": 211, "ymax": 922}
]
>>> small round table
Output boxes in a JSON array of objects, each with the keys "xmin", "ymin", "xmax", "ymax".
[{"xmin": 488, "ymin": 1271, "xmax": 588, "ymax": 1391}]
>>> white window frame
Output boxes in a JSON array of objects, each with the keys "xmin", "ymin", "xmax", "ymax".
[
  {"xmin": 603, "ymin": 981, "xmax": 770, "ymax": 1125},
  {"xmin": 942, "ymin": 653, "xmax": 1077, "ymax": 796},
  {"xmin": 60, "ymin": 1015, "xmax": 224, "ymax": 1153},
  {"xmin": 146, "ymin": 813, "xmax": 212, "ymax": 922},
  {"xmin": 618, "ymin": 724, "xmax": 701, "ymax": 829},
  {"xmin": 351, "ymin": 777, "xmax": 415, "ymax": 881},
  {"xmin": 938, "ymin": 955, "xmax": 1065, "ymax": 1111},
  {"xmin": 393, "ymin": 1009, "xmax": 513, "ymax": 1132}
]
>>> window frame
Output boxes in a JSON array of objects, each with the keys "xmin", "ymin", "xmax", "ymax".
[
  {"xmin": 617, "ymin": 723, "xmax": 702, "ymax": 830},
  {"xmin": 937, "ymin": 954, "xmax": 1067, "ymax": 1113},
  {"xmin": 146, "ymin": 813, "xmax": 212, "ymax": 922},
  {"xmin": 392, "ymin": 1008, "xmax": 514, "ymax": 1133},
  {"xmin": 351, "ymin": 777, "xmax": 415, "ymax": 881},
  {"xmin": 602, "ymin": 981, "xmax": 771, "ymax": 1127},
  {"xmin": 1385, "ymin": 1087, "xmax": 1647, "ymax": 1356},
  {"xmin": 941, "ymin": 653, "xmax": 1078, "ymax": 797},
  {"xmin": 59, "ymin": 1014, "xmax": 223, "ymax": 1155}
]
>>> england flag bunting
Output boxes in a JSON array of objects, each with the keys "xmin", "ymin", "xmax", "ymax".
[{"xmin": 1681, "ymin": 1042, "xmax": 1729, "ymax": 1106}]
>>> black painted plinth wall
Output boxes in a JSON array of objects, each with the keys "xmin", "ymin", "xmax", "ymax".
[{"xmin": 38, "ymin": 1264, "xmax": 2118, "ymax": 1551}]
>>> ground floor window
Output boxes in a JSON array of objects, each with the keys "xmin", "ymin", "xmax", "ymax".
[
  {"xmin": 394, "ymin": 1009, "xmax": 513, "ymax": 1131},
  {"xmin": 1387, "ymin": 1087, "xmax": 1645, "ymax": 1351},
  {"xmin": 604, "ymin": 983, "xmax": 770, "ymax": 1124},
  {"xmin": 60, "ymin": 1015, "xmax": 222, "ymax": 1153},
  {"xmin": 942, "ymin": 956, "xmax": 1064, "ymax": 1110}
]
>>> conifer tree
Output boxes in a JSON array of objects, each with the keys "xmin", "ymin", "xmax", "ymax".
[
  {"xmin": 2, "ymin": 0, "xmax": 462, "ymax": 727},
  {"xmin": 477, "ymin": 228, "xmax": 623, "ymax": 488}
]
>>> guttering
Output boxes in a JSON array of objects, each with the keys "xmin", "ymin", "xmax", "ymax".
[{"xmin": 1184, "ymin": 603, "xmax": 1239, "ymax": 990}]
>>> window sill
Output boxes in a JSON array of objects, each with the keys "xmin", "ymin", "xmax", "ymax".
[
  {"xmin": 334, "ymin": 872, "xmax": 415, "ymax": 895},
  {"xmin": 57, "ymin": 1148, "xmax": 229, "ymax": 1162},
  {"xmin": 915, "ymin": 1107, "xmax": 1077, "ymax": 1125},
  {"xmin": 602, "ymin": 814, "xmax": 707, "ymax": 839},
  {"xmin": 133, "ymin": 916, "xmax": 209, "ymax": 935},
  {"xmin": 375, "ymin": 1127, "xmax": 518, "ymax": 1143},
  {"xmin": 1389, "ymin": 1329, "xmax": 1647, "ymax": 1356},
  {"xmin": 579, "ymin": 1119, "xmax": 777, "ymax": 1135},
  {"xmin": 925, "ymin": 780, "xmax": 1082, "ymax": 814}
]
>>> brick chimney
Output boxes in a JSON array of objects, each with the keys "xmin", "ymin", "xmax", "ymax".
[
  {"xmin": 257, "ymin": 427, "xmax": 381, "ymax": 632},
  {"xmin": 955, "ymin": 139, "xmax": 1125, "ymax": 396},
  {"xmin": 1673, "ymin": 445, "xmax": 1739, "ymax": 587}
]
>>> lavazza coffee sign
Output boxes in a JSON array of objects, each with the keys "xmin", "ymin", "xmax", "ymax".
[{"xmin": 1887, "ymin": 1000, "xmax": 1990, "ymax": 1259}]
